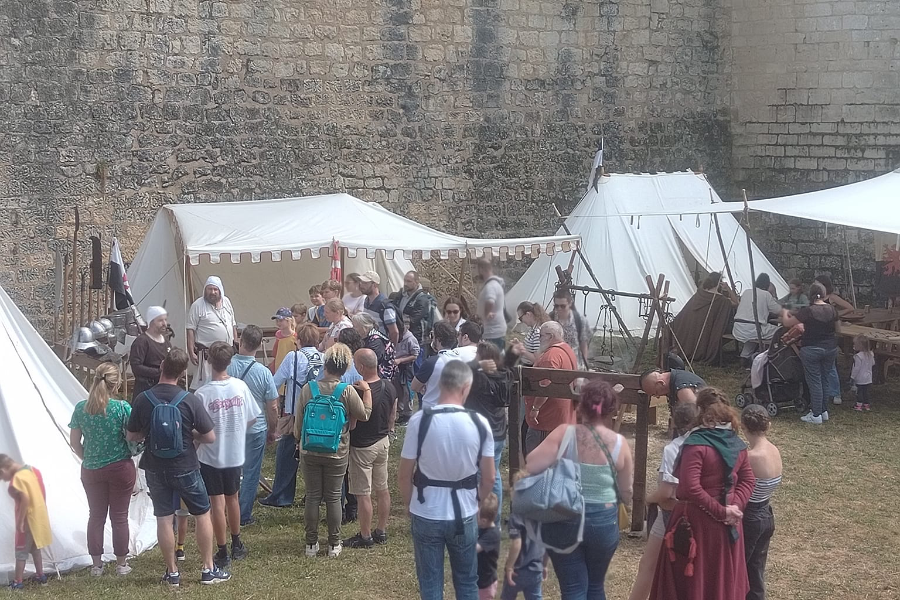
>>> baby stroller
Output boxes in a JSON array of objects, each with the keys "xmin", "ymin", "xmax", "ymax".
[{"xmin": 734, "ymin": 326, "xmax": 809, "ymax": 417}]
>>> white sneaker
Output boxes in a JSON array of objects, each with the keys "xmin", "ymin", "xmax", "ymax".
[
  {"xmin": 832, "ymin": 396, "xmax": 842, "ymax": 405},
  {"xmin": 305, "ymin": 543, "xmax": 319, "ymax": 558},
  {"xmin": 821, "ymin": 410, "xmax": 829, "ymax": 421},
  {"xmin": 115, "ymin": 564, "xmax": 132, "ymax": 576},
  {"xmin": 90, "ymin": 566, "xmax": 104, "ymax": 577},
  {"xmin": 327, "ymin": 542, "xmax": 343, "ymax": 558},
  {"xmin": 801, "ymin": 412, "xmax": 823, "ymax": 424}
]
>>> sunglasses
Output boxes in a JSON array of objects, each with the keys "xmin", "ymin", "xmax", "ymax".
[{"xmin": 445, "ymin": 309, "xmax": 460, "ymax": 314}]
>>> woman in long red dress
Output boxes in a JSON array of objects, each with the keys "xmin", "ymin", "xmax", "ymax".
[{"xmin": 651, "ymin": 388, "xmax": 756, "ymax": 600}]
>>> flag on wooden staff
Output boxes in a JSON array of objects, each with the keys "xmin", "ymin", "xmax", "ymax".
[{"xmin": 108, "ymin": 238, "xmax": 134, "ymax": 310}]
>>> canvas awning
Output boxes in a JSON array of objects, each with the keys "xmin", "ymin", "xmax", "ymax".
[{"xmin": 593, "ymin": 169, "xmax": 900, "ymax": 237}]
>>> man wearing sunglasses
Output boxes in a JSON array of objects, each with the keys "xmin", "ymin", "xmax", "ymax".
[{"xmin": 548, "ymin": 289, "xmax": 591, "ymax": 369}]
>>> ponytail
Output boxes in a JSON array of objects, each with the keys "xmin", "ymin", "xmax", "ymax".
[{"xmin": 86, "ymin": 363, "xmax": 121, "ymax": 415}]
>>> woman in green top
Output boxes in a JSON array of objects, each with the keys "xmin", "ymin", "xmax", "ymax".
[
  {"xmin": 68, "ymin": 363, "xmax": 136, "ymax": 577},
  {"xmin": 525, "ymin": 380, "xmax": 635, "ymax": 599}
]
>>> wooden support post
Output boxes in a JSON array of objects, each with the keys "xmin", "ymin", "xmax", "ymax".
[
  {"xmin": 508, "ymin": 367, "xmax": 522, "ymax": 485},
  {"xmin": 552, "ymin": 204, "xmax": 635, "ymax": 344},
  {"xmin": 631, "ymin": 274, "xmax": 665, "ymax": 371},
  {"xmin": 458, "ymin": 253, "xmax": 469, "ymax": 298},
  {"xmin": 61, "ymin": 257, "xmax": 70, "ymax": 344},
  {"xmin": 71, "ymin": 209, "xmax": 80, "ymax": 333},
  {"xmin": 79, "ymin": 270, "xmax": 86, "ymax": 328},
  {"xmin": 632, "ymin": 394, "xmax": 650, "ymax": 532}
]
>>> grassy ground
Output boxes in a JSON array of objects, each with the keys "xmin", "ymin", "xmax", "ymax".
[{"xmin": 20, "ymin": 360, "xmax": 900, "ymax": 599}]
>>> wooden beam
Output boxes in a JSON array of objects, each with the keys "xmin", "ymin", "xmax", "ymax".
[
  {"xmin": 742, "ymin": 190, "xmax": 764, "ymax": 349},
  {"xmin": 713, "ymin": 210, "xmax": 737, "ymax": 293},
  {"xmin": 632, "ymin": 393, "xmax": 650, "ymax": 532}
]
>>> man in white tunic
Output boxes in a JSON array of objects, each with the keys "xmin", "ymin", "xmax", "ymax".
[{"xmin": 187, "ymin": 276, "xmax": 237, "ymax": 390}]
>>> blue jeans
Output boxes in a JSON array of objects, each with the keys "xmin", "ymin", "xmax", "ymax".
[
  {"xmin": 411, "ymin": 513, "xmax": 478, "ymax": 600},
  {"xmin": 799, "ymin": 346, "xmax": 838, "ymax": 416},
  {"xmin": 827, "ymin": 361, "xmax": 840, "ymax": 399},
  {"xmin": 264, "ymin": 433, "xmax": 299, "ymax": 506},
  {"xmin": 548, "ymin": 504, "xmax": 619, "ymax": 600},
  {"xmin": 500, "ymin": 567, "xmax": 543, "ymax": 600},
  {"xmin": 240, "ymin": 429, "xmax": 267, "ymax": 524},
  {"xmin": 493, "ymin": 438, "xmax": 505, "ymax": 526}
]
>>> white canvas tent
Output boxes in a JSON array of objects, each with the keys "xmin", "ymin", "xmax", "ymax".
[
  {"xmin": 128, "ymin": 193, "xmax": 579, "ymax": 348},
  {"xmin": 506, "ymin": 171, "xmax": 787, "ymax": 333},
  {"xmin": 0, "ymin": 285, "xmax": 156, "ymax": 577},
  {"xmin": 601, "ymin": 168, "xmax": 900, "ymax": 236}
]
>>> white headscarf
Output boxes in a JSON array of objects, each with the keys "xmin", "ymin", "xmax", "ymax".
[{"xmin": 205, "ymin": 275, "xmax": 225, "ymax": 298}]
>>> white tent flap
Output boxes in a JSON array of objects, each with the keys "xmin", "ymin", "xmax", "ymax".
[{"xmin": 0, "ymin": 286, "xmax": 156, "ymax": 575}]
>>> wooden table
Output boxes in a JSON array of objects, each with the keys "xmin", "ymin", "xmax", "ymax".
[
  {"xmin": 514, "ymin": 367, "xmax": 651, "ymax": 532},
  {"xmin": 842, "ymin": 309, "xmax": 900, "ymax": 331},
  {"xmin": 838, "ymin": 323, "xmax": 900, "ymax": 383}
]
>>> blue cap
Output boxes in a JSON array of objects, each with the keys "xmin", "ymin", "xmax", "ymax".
[{"xmin": 272, "ymin": 307, "xmax": 293, "ymax": 320}]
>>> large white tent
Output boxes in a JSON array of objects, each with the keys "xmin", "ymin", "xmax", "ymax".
[
  {"xmin": 128, "ymin": 193, "xmax": 579, "ymax": 348},
  {"xmin": 0, "ymin": 285, "xmax": 156, "ymax": 577},
  {"xmin": 506, "ymin": 171, "xmax": 787, "ymax": 333}
]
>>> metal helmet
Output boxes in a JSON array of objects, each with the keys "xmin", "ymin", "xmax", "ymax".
[
  {"xmin": 73, "ymin": 327, "xmax": 98, "ymax": 351},
  {"xmin": 88, "ymin": 320, "xmax": 107, "ymax": 339},
  {"xmin": 99, "ymin": 317, "xmax": 114, "ymax": 335}
]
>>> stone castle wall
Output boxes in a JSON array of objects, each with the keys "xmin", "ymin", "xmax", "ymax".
[
  {"xmin": 0, "ymin": 0, "xmax": 731, "ymax": 330},
  {"xmin": 0, "ymin": 0, "xmax": 897, "ymax": 331}
]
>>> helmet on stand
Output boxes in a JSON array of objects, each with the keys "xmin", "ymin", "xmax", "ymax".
[{"xmin": 72, "ymin": 327, "xmax": 99, "ymax": 351}]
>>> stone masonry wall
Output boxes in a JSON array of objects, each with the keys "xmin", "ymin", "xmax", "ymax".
[
  {"xmin": 726, "ymin": 0, "xmax": 900, "ymax": 302},
  {"xmin": 0, "ymin": 0, "xmax": 732, "ymax": 331},
  {"xmin": 728, "ymin": 0, "xmax": 900, "ymax": 194}
]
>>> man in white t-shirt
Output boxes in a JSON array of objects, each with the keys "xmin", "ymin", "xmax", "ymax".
[
  {"xmin": 412, "ymin": 321, "xmax": 461, "ymax": 410},
  {"xmin": 186, "ymin": 276, "xmax": 238, "ymax": 390},
  {"xmin": 400, "ymin": 360, "xmax": 495, "ymax": 600},
  {"xmin": 195, "ymin": 342, "xmax": 261, "ymax": 571},
  {"xmin": 474, "ymin": 257, "xmax": 507, "ymax": 350}
]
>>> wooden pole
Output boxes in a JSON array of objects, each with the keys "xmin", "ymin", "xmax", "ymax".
[
  {"xmin": 632, "ymin": 393, "xmax": 650, "ymax": 532},
  {"xmin": 552, "ymin": 203, "xmax": 635, "ymax": 344},
  {"xmin": 71, "ymin": 208, "xmax": 80, "ymax": 333},
  {"xmin": 713, "ymin": 215, "xmax": 737, "ymax": 294},
  {"xmin": 843, "ymin": 227, "xmax": 858, "ymax": 308},
  {"xmin": 742, "ymin": 190, "xmax": 764, "ymax": 349},
  {"xmin": 457, "ymin": 252, "xmax": 469, "ymax": 298},
  {"xmin": 508, "ymin": 366, "xmax": 522, "ymax": 482},
  {"xmin": 61, "ymin": 258, "xmax": 69, "ymax": 345},
  {"xmin": 79, "ymin": 270, "xmax": 86, "ymax": 328},
  {"xmin": 631, "ymin": 274, "xmax": 665, "ymax": 372}
]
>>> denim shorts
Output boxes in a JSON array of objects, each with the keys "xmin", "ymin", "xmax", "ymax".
[{"xmin": 145, "ymin": 469, "xmax": 211, "ymax": 517}]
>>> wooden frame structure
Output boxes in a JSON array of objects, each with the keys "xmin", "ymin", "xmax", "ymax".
[{"xmin": 510, "ymin": 367, "xmax": 652, "ymax": 532}]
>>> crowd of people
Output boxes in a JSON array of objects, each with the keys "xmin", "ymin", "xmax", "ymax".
[
  {"xmin": 3, "ymin": 259, "xmax": 793, "ymax": 600},
  {"xmin": 674, "ymin": 271, "xmax": 873, "ymax": 422}
]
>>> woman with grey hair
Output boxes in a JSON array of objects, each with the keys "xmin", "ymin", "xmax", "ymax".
[{"xmin": 351, "ymin": 312, "xmax": 397, "ymax": 380}]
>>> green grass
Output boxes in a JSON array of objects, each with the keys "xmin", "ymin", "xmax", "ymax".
[{"xmin": 19, "ymin": 359, "xmax": 900, "ymax": 599}]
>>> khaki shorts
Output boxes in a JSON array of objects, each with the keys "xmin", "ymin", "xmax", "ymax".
[{"xmin": 349, "ymin": 436, "xmax": 390, "ymax": 496}]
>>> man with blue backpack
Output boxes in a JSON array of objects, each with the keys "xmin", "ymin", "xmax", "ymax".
[{"xmin": 126, "ymin": 348, "xmax": 231, "ymax": 587}]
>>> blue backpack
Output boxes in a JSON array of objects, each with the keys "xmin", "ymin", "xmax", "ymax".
[
  {"xmin": 301, "ymin": 381, "xmax": 348, "ymax": 454},
  {"xmin": 144, "ymin": 389, "xmax": 189, "ymax": 459}
]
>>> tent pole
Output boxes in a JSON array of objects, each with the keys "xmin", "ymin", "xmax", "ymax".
[
  {"xmin": 712, "ymin": 190, "xmax": 737, "ymax": 293},
  {"xmin": 742, "ymin": 191, "xmax": 764, "ymax": 350},
  {"xmin": 552, "ymin": 203, "xmax": 635, "ymax": 344},
  {"xmin": 843, "ymin": 228, "xmax": 858, "ymax": 307},
  {"xmin": 457, "ymin": 252, "xmax": 469, "ymax": 298},
  {"xmin": 631, "ymin": 274, "xmax": 665, "ymax": 372}
]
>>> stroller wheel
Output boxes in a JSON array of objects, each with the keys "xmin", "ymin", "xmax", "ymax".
[
  {"xmin": 735, "ymin": 393, "xmax": 750, "ymax": 409},
  {"xmin": 766, "ymin": 402, "xmax": 779, "ymax": 417}
]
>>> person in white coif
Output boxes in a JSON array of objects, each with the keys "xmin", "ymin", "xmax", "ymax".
[{"xmin": 187, "ymin": 276, "xmax": 237, "ymax": 390}]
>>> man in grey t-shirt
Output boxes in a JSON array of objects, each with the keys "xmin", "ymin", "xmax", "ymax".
[{"xmin": 474, "ymin": 258, "xmax": 507, "ymax": 350}]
